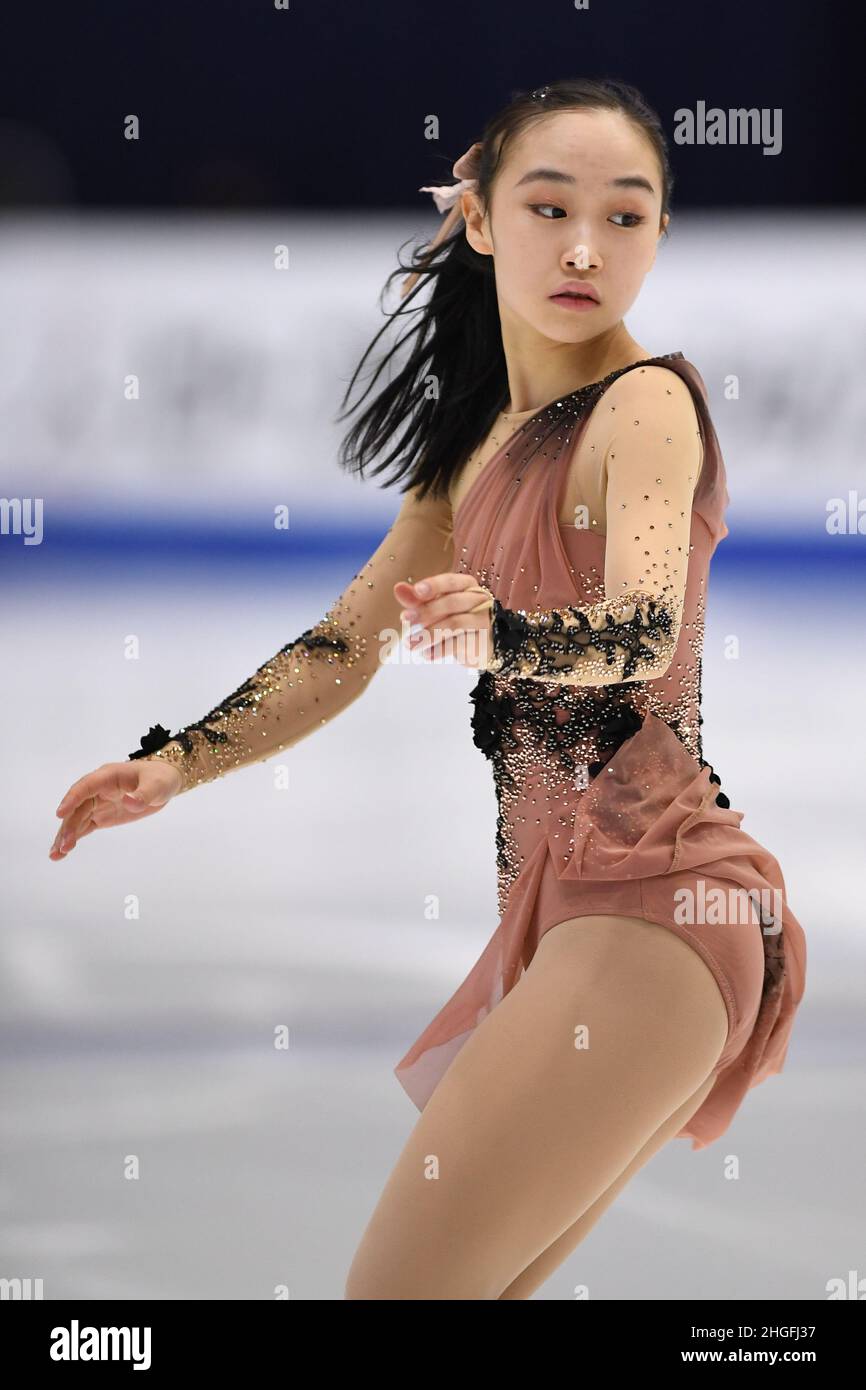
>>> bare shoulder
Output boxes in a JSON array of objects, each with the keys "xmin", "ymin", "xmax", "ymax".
[
  {"xmin": 588, "ymin": 363, "xmax": 701, "ymax": 449},
  {"xmin": 559, "ymin": 364, "xmax": 702, "ymax": 530}
]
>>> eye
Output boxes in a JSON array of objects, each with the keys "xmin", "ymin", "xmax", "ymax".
[
  {"xmin": 529, "ymin": 204, "xmax": 646, "ymax": 228},
  {"xmin": 610, "ymin": 212, "xmax": 646, "ymax": 228},
  {"xmin": 528, "ymin": 203, "xmax": 566, "ymax": 219}
]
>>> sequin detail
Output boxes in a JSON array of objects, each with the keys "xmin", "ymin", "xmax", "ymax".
[
  {"xmin": 128, "ymin": 620, "xmax": 359, "ymax": 791},
  {"xmin": 392, "ymin": 351, "xmax": 804, "ymax": 1154},
  {"xmin": 470, "ymin": 659, "xmax": 732, "ymax": 917},
  {"xmin": 455, "ymin": 354, "xmax": 731, "ymax": 917},
  {"xmin": 484, "ymin": 590, "xmax": 681, "ymax": 683}
]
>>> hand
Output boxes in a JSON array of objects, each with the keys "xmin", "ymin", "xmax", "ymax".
[
  {"xmin": 394, "ymin": 573, "xmax": 496, "ymax": 670},
  {"xmin": 49, "ymin": 758, "xmax": 184, "ymax": 860}
]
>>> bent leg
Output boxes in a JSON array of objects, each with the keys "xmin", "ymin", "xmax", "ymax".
[
  {"xmin": 497, "ymin": 1068, "xmax": 718, "ymax": 1299},
  {"xmin": 345, "ymin": 913, "xmax": 729, "ymax": 1300}
]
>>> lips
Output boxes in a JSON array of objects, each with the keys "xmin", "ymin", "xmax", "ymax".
[
  {"xmin": 550, "ymin": 283, "xmax": 600, "ymax": 304},
  {"xmin": 549, "ymin": 291, "xmax": 600, "ymax": 312}
]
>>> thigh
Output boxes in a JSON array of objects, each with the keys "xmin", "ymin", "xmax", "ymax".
[
  {"xmin": 345, "ymin": 913, "xmax": 729, "ymax": 1300},
  {"xmin": 497, "ymin": 1068, "xmax": 718, "ymax": 1299}
]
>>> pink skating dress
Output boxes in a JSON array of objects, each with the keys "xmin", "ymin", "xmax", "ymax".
[
  {"xmin": 129, "ymin": 350, "xmax": 806, "ymax": 1152},
  {"xmin": 393, "ymin": 352, "xmax": 807, "ymax": 1150}
]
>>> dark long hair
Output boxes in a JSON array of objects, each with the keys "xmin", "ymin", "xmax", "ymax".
[{"xmin": 334, "ymin": 78, "xmax": 675, "ymax": 502}]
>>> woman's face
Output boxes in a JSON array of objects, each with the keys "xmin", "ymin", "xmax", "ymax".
[{"xmin": 463, "ymin": 109, "xmax": 669, "ymax": 342}]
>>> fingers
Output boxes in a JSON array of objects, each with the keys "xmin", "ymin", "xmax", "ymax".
[
  {"xmin": 418, "ymin": 615, "xmax": 492, "ymax": 667},
  {"xmin": 398, "ymin": 575, "xmax": 492, "ymax": 630},
  {"xmin": 48, "ymin": 794, "xmax": 164, "ymax": 859},
  {"xmin": 50, "ymin": 789, "xmax": 107, "ymax": 857},
  {"xmin": 51, "ymin": 764, "xmax": 140, "ymax": 859},
  {"xmin": 405, "ymin": 605, "xmax": 493, "ymax": 667},
  {"xmin": 393, "ymin": 573, "xmax": 495, "ymax": 669},
  {"xmin": 55, "ymin": 763, "xmax": 136, "ymax": 819},
  {"xmin": 394, "ymin": 572, "xmax": 477, "ymax": 611},
  {"xmin": 49, "ymin": 794, "xmax": 96, "ymax": 858}
]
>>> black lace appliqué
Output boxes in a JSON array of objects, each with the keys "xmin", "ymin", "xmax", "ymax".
[
  {"xmin": 469, "ymin": 670, "xmax": 520, "ymax": 770},
  {"xmin": 127, "ymin": 627, "xmax": 349, "ymax": 762},
  {"xmin": 470, "ymin": 670, "xmax": 646, "ymax": 783},
  {"xmin": 488, "ymin": 594, "xmax": 677, "ymax": 682}
]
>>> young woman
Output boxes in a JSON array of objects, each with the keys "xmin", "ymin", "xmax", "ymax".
[{"xmin": 50, "ymin": 79, "xmax": 806, "ymax": 1300}]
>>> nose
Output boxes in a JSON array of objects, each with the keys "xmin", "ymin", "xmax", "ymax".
[{"xmin": 563, "ymin": 237, "xmax": 600, "ymax": 274}]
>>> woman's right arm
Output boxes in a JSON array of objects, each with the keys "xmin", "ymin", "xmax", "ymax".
[
  {"xmin": 133, "ymin": 485, "xmax": 454, "ymax": 793},
  {"xmin": 51, "ymin": 485, "xmax": 454, "ymax": 855}
]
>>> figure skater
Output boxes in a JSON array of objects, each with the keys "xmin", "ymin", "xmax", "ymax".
[{"xmin": 50, "ymin": 78, "xmax": 806, "ymax": 1301}]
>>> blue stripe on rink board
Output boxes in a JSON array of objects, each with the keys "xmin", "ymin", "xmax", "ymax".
[{"xmin": 0, "ymin": 514, "xmax": 863, "ymax": 580}]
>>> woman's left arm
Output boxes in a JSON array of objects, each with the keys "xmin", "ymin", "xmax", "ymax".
[{"xmin": 405, "ymin": 366, "xmax": 704, "ymax": 686}]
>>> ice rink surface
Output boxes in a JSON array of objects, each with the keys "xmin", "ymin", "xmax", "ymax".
[{"xmin": 4, "ymin": 564, "xmax": 862, "ymax": 1300}]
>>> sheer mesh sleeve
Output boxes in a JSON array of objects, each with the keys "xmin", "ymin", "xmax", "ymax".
[
  {"xmin": 127, "ymin": 487, "xmax": 454, "ymax": 793},
  {"xmin": 482, "ymin": 366, "xmax": 703, "ymax": 686}
]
